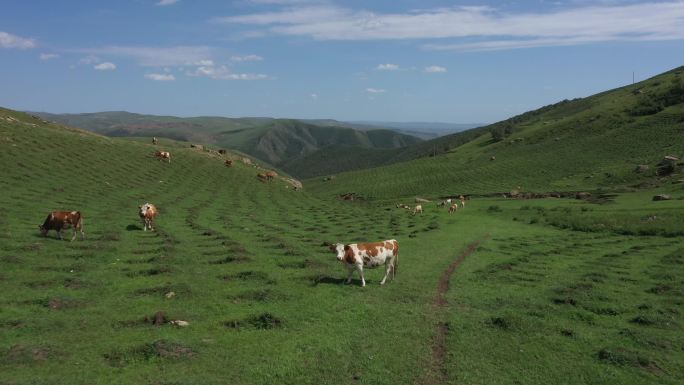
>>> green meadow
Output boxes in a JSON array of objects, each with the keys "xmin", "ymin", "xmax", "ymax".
[{"xmin": 1, "ymin": 99, "xmax": 683, "ymax": 385}]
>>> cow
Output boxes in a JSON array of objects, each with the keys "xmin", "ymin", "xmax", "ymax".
[
  {"xmin": 396, "ymin": 203, "xmax": 411, "ymax": 209},
  {"xmin": 413, "ymin": 204, "xmax": 423, "ymax": 215},
  {"xmin": 139, "ymin": 203, "xmax": 158, "ymax": 231},
  {"xmin": 265, "ymin": 171, "xmax": 278, "ymax": 181},
  {"xmin": 329, "ymin": 239, "xmax": 399, "ymax": 287},
  {"xmin": 448, "ymin": 203, "xmax": 458, "ymax": 214},
  {"xmin": 438, "ymin": 198, "xmax": 452, "ymax": 207},
  {"xmin": 39, "ymin": 211, "xmax": 84, "ymax": 241},
  {"xmin": 224, "ymin": 160, "xmax": 233, "ymax": 167},
  {"xmin": 152, "ymin": 137, "xmax": 158, "ymax": 145},
  {"xmin": 154, "ymin": 150, "xmax": 171, "ymax": 163},
  {"xmin": 460, "ymin": 199, "xmax": 466, "ymax": 208},
  {"xmin": 257, "ymin": 173, "xmax": 268, "ymax": 181}
]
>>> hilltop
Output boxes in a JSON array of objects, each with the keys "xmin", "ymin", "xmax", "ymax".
[{"xmin": 309, "ymin": 65, "xmax": 684, "ymax": 199}]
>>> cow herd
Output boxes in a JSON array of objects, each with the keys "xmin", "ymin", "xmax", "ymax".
[
  {"xmin": 396, "ymin": 195, "xmax": 467, "ymax": 216},
  {"xmin": 34, "ymin": 137, "xmax": 472, "ymax": 287}
]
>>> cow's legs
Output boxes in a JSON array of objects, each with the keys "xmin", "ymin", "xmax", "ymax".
[
  {"xmin": 56, "ymin": 228, "xmax": 63, "ymax": 240},
  {"xmin": 380, "ymin": 262, "xmax": 392, "ymax": 285},
  {"xmin": 356, "ymin": 265, "xmax": 366, "ymax": 287},
  {"xmin": 345, "ymin": 266, "xmax": 354, "ymax": 284}
]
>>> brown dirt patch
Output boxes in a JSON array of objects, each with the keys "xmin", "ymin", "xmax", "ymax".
[{"xmin": 416, "ymin": 238, "xmax": 487, "ymax": 385}]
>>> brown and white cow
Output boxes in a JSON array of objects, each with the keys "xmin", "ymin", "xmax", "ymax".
[
  {"xmin": 448, "ymin": 203, "xmax": 458, "ymax": 214},
  {"xmin": 139, "ymin": 203, "xmax": 158, "ymax": 231},
  {"xmin": 330, "ymin": 239, "xmax": 399, "ymax": 287},
  {"xmin": 39, "ymin": 211, "xmax": 84, "ymax": 241},
  {"xmin": 154, "ymin": 150, "xmax": 171, "ymax": 163}
]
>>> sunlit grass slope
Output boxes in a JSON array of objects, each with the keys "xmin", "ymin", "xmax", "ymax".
[{"xmin": 308, "ymin": 66, "xmax": 684, "ymax": 199}]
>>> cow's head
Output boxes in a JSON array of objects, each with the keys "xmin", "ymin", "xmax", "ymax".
[
  {"xmin": 139, "ymin": 204, "xmax": 150, "ymax": 216},
  {"xmin": 38, "ymin": 224, "xmax": 48, "ymax": 236},
  {"xmin": 329, "ymin": 243, "xmax": 346, "ymax": 261}
]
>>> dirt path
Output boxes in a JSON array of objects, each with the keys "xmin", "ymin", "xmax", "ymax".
[{"xmin": 416, "ymin": 238, "xmax": 487, "ymax": 385}]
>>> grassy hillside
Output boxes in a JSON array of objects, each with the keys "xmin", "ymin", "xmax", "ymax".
[
  {"xmin": 33, "ymin": 112, "xmax": 423, "ymax": 179},
  {"xmin": 308, "ymin": 66, "xmax": 684, "ymax": 199},
  {"xmin": 2, "ymin": 106, "xmax": 683, "ymax": 384}
]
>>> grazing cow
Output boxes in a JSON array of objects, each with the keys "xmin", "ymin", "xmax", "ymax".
[
  {"xmin": 39, "ymin": 211, "xmax": 84, "ymax": 241},
  {"xmin": 460, "ymin": 199, "xmax": 466, "ymax": 208},
  {"xmin": 448, "ymin": 203, "xmax": 458, "ymax": 214},
  {"xmin": 330, "ymin": 239, "xmax": 399, "ymax": 287},
  {"xmin": 413, "ymin": 204, "xmax": 423, "ymax": 215},
  {"xmin": 438, "ymin": 198, "xmax": 452, "ymax": 207},
  {"xmin": 152, "ymin": 137, "xmax": 158, "ymax": 145},
  {"xmin": 396, "ymin": 203, "xmax": 411, "ymax": 209},
  {"xmin": 257, "ymin": 173, "xmax": 268, "ymax": 182},
  {"xmin": 139, "ymin": 203, "xmax": 158, "ymax": 231},
  {"xmin": 265, "ymin": 171, "xmax": 278, "ymax": 181},
  {"xmin": 154, "ymin": 150, "xmax": 171, "ymax": 163},
  {"xmin": 224, "ymin": 160, "xmax": 233, "ymax": 167}
]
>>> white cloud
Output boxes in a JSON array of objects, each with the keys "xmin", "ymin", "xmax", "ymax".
[
  {"xmin": 215, "ymin": 2, "xmax": 684, "ymax": 51},
  {"xmin": 79, "ymin": 55, "xmax": 101, "ymax": 65},
  {"xmin": 366, "ymin": 88, "xmax": 386, "ymax": 93},
  {"xmin": 94, "ymin": 62, "xmax": 116, "ymax": 70},
  {"xmin": 156, "ymin": 0, "xmax": 179, "ymax": 6},
  {"xmin": 187, "ymin": 65, "xmax": 269, "ymax": 80},
  {"xmin": 75, "ymin": 46, "xmax": 215, "ymax": 67},
  {"xmin": 376, "ymin": 63, "xmax": 399, "ymax": 71},
  {"xmin": 310, "ymin": 93, "xmax": 318, "ymax": 99},
  {"xmin": 40, "ymin": 53, "xmax": 59, "ymax": 60},
  {"xmin": 231, "ymin": 54, "xmax": 263, "ymax": 62},
  {"xmin": 145, "ymin": 73, "xmax": 176, "ymax": 81},
  {"xmin": 424, "ymin": 65, "xmax": 447, "ymax": 73},
  {"xmin": 194, "ymin": 59, "xmax": 215, "ymax": 66},
  {"xmin": 0, "ymin": 31, "xmax": 35, "ymax": 49}
]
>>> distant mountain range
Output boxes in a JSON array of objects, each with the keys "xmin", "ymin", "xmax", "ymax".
[{"xmin": 31, "ymin": 112, "xmax": 429, "ymax": 177}]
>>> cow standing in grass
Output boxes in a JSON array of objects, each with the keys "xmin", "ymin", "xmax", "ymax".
[
  {"xmin": 39, "ymin": 211, "xmax": 84, "ymax": 241},
  {"xmin": 448, "ymin": 203, "xmax": 458, "ymax": 214},
  {"xmin": 413, "ymin": 205, "xmax": 423, "ymax": 215},
  {"xmin": 154, "ymin": 150, "xmax": 171, "ymax": 163},
  {"xmin": 139, "ymin": 203, "xmax": 158, "ymax": 231},
  {"xmin": 265, "ymin": 171, "xmax": 277, "ymax": 181},
  {"xmin": 330, "ymin": 239, "xmax": 399, "ymax": 287}
]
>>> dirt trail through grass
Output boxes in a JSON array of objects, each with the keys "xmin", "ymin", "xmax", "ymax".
[{"xmin": 418, "ymin": 237, "xmax": 487, "ymax": 385}]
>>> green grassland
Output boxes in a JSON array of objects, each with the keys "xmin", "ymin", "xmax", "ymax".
[
  {"xmin": 2, "ymin": 74, "xmax": 684, "ymax": 385},
  {"xmin": 308, "ymin": 66, "xmax": 684, "ymax": 199}
]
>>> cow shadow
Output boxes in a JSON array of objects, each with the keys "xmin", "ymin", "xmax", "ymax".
[
  {"xmin": 126, "ymin": 224, "xmax": 143, "ymax": 231},
  {"xmin": 311, "ymin": 275, "xmax": 363, "ymax": 286}
]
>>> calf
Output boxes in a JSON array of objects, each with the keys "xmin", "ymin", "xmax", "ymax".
[
  {"xmin": 330, "ymin": 239, "xmax": 399, "ymax": 287},
  {"xmin": 413, "ymin": 204, "xmax": 423, "ymax": 215},
  {"xmin": 139, "ymin": 203, "xmax": 158, "ymax": 231},
  {"xmin": 39, "ymin": 211, "xmax": 84, "ymax": 241},
  {"xmin": 154, "ymin": 150, "xmax": 171, "ymax": 163},
  {"xmin": 448, "ymin": 203, "xmax": 458, "ymax": 214}
]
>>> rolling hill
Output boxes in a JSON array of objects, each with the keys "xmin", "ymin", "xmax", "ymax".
[
  {"xmin": 32, "ymin": 111, "xmax": 423, "ymax": 178},
  {"xmin": 308, "ymin": 65, "xmax": 684, "ymax": 199},
  {"xmin": 2, "ymin": 104, "xmax": 683, "ymax": 385}
]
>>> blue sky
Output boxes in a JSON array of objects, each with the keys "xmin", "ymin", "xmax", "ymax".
[{"xmin": 1, "ymin": 0, "xmax": 683, "ymax": 123}]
